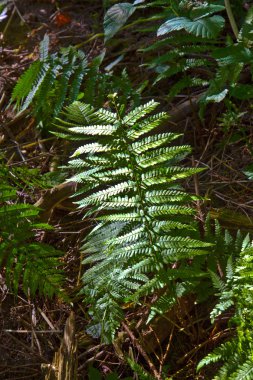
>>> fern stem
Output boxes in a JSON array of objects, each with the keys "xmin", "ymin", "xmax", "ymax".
[
  {"xmin": 127, "ymin": 144, "xmax": 160, "ymax": 258},
  {"xmin": 112, "ymin": 98, "xmax": 162, "ymax": 264},
  {"xmin": 224, "ymin": 0, "xmax": 239, "ymax": 39}
]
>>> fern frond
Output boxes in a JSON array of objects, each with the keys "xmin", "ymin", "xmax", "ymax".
[
  {"xmin": 21, "ymin": 63, "xmax": 51, "ymax": 112},
  {"xmin": 39, "ymin": 34, "xmax": 49, "ymax": 61},
  {"xmin": 94, "ymin": 108, "xmax": 118, "ymax": 123},
  {"xmin": 12, "ymin": 61, "xmax": 43, "ymax": 106},
  {"xmin": 127, "ymin": 113, "xmax": 169, "ymax": 139},
  {"xmin": 69, "ymin": 124, "xmax": 117, "ymax": 135},
  {"xmin": 209, "ymin": 270, "xmax": 226, "ymax": 292},
  {"xmin": 68, "ymin": 50, "xmax": 88, "ymax": 103},
  {"xmin": 0, "ymin": 164, "xmax": 64, "ymax": 297},
  {"xmin": 123, "ymin": 100, "xmax": 159, "ymax": 125},
  {"xmin": 131, "ymin": 133, "xmax": 179, "ymax": 154},
  {"xmin": 11, "ymin": 39, "xmax": 89, "ymax": 130},
  {"xmin": 137, "ymin": 146, "xmax": 193, "ymax": 168},
  {"xmin": 232, "ymin": 360, "xmax": 253, "ymax": 380},
  {"xmin": 127, "ymin": 358, "xmax": 156, "ymax": 380},
  {"xmin": 198, "ymin": 235, "xmax": 253, "ymax": 378},
  {"xmin": 57, "ymin": 98, "xmax": 210, "ymax": 342}
]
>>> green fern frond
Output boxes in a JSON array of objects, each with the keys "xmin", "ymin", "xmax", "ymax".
[
  {"xmin": 197, "ymin": 340, "xmax": 235, "ymax": 371},
  {"xmin": 39, "ymin": 33, "xmax": 49, "ymax": 60},
  {"xmin": 123, "ymin": 100, "xmax": 159, "ymax": 125},
  {"xmin": 198, "ymin": 237, "xmax": 253, "ymax": 379},
  {"xmin": 21, "ymin": 63, "xmax": 51, "ymax": 112},
  {"xmin": 12, "ymin": 61, "xmax": 43, "ymax": 107},
  {"xmin": 136, "ymin": 146, "xmax": 190, "ymax": 168},
  {"xmin": 56, "ymin": 98, "xmax": 211, "ymax": 342},
  {"xmin": 209, "ymin": 270, "xmax": 226, "ymax": 292},
  {"xmin": 232, "ymin": 360, "xmax": 253, "ymax": 380},
  {"xmin": 127, "ymin": 113, "xmax": 169, "ymax": 139},
  {"xmin": 11, "ymin": 36, "xmax": 88, "ymax": 130},
  {"xmin": 0, "ymin": 164, "xmax": 64, "ymax": 297}
]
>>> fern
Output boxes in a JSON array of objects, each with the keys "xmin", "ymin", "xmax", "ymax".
[
  {"xmin": 0, "ymin": 163, "xmax": 64, "ymax": 297},
  {"xmin": 11, "ymin": 35, "xmax": 88, "ymax": 130},
  {"xmin": 197, "ymin": 240, "xmax": 253, "ymax": 379},
  {"xmin": 12, "ymin": 35, "xmax": 143, "ymax": 131},
  {"xmin": 55, "ymin": 98, "xmax": 212, "ymax": 342}
]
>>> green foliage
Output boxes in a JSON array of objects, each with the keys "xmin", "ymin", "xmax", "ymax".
[
  {"xmin": 5, "ymin": 165, "xmax": 65, "ymax": 191},
  {"xmin": 157, "ymin": 10, "xmax": 225, "ymax": 39},
  {"xmin": 243, "ymin": 163, "xmax": 253, "ymax": 180},
  {"xmin": 0, "ymin": 163, "xmax": 64, "ymax": 297},
  {"xmin": 80, "ymin": 53, "xmax": 143, "ymax": 109},
  {"xmin": 8, "ymin": 2, "xmax": 253, "ymax": 376},
  {"xmin": 198, "ymin": 238, "xmax": 253, "ymax": 379},
  {"xmin": 127, "ymin": 359, "xmax": 156, "ymax": 380},
  {"xmin": 11, "ymin": 34, "xmax": 88, "ymax": 130},
  {"xmin": 103, "ymin": 1, "xmax": 253, "ymax": 110},
  {"xmin": 104, "ymin": 2, "xmax": 136, "ymax": 41},
  {"xmin": 148, "ymin": 217, "xmax": 249, "ymax": 322},
  {"xmin": 56, "ymin": 98, "xmax": 211, "ymax": 343},
  {"xmin": 88, "ymin": 365, "xmax": 133, "ymax": 380},
  {"xmin": 11, "ymin": 35, "xmax": 143, "ymax": 131}
]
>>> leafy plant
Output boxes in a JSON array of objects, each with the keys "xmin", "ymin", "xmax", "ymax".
[
  {"xmin": 104, "ymin": 2, "xmax": 136, "ymax": 42},
  {"xmin": 0, "ymin": 162, "xmax": 64, "ymax": 297},
  {"xmin": 104, "ymin": 1, "xmax": 253, "ymax": 109},
  {"xmin": 11, "ymin": 34, "xmax": 88, "ymax": 130},
  {"xmin": 81, "ymin": 52, "xmax": 143, "ymax": 109},
  {"xmin": 55, "ymin": 97, "xmax": 212, "ymax": 343},
  {"xmin": 11, "ymin": 34, "xmax": 143, "ymax": 131},
  {"xmin": 197, "ymin": 236, "xmax": 253, "ymax": 379}
]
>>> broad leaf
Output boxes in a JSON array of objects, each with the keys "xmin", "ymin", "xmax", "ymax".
[
  {"xmin": 158, "ymin": 15, "xmax": 225, "ymax": 39},
  {"xmin": 104, "ymin": 3, "xmax": 136, "ymax": 41},
  {"xmin": 190, "ymin": 4, "xmax": 225, "ymax": 19}
]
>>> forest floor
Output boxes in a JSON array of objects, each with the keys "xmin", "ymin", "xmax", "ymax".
[{"xmin": 1, "ymin": 1, "xmax": 253, "ymax": 379}]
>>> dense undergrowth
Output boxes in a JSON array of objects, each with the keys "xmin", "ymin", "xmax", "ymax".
[{"xmin": 1, "ymin": 0, "xmax": 253, "ymax": 379}]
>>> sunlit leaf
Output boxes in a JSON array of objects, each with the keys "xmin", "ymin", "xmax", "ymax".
[
  {"xmin": 158, "ymin": 15, "xmax": 225, "ymax": 39},
  {"xmin": 104, "ymin": 3, "xmax": 136, "ymax": 41}
]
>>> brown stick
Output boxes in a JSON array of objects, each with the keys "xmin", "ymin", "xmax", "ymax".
[
  {"xmin": 122, "ymin": 322, "xmax": 161, "ymax": 380},
  {"xmin": 35, "ymin": 181, "xmax": 77, "ymax": 221}
]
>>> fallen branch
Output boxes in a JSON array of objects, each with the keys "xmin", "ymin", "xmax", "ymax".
[{"xmin": 35, "ymin": 181, "xmax": 77, "ymax": 221}]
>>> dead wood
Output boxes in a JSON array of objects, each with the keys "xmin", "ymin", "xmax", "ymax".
[
  {"xmin": 35, "ymin": 181, "xmax": 77, "ymax": 222},
  {"xmin": 168, "ymin": 96, "xmax": 200, "ymax": 126},
  {"xmin": 209, "ymin": 208, "xmax": 253, "ymax": 231},
  {"xmin": 42, "ymin": 311, "xmax": 77, "ymax": 380}
]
